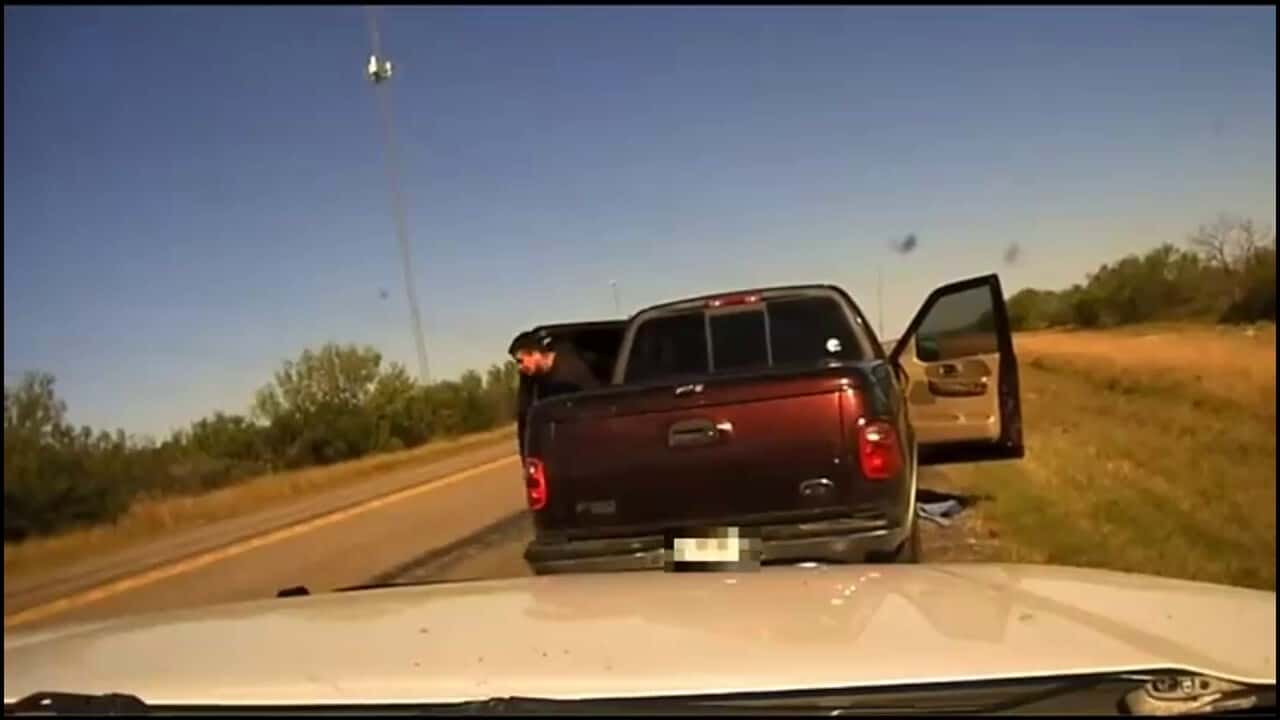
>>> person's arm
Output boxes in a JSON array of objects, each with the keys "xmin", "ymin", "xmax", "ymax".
[
  {"xmin": 547, "ymin": 341, "xmax": 604, "ymax": 391},
  {"xmin": 516, "ymin": 378, "xmax": 534, "ymax": 457},
  {"xmin": 562, "ymin": 349, "xmax": 603, "ymax": 389}
]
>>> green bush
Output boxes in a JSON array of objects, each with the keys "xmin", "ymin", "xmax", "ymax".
[
  {"xmin": 3, "ymin": 348, "xmax": 521, "ymax": 543},
  {"xmin": 1006, "ymin": 216, "xmax": 1275, "ymax": 331}
]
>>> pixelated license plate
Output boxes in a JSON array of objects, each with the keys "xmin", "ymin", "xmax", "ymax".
[{"xmin": 664, "ymin": 526, "xmax": 762, "ymax": 571}]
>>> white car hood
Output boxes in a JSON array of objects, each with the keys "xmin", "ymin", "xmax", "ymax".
[{"xmin": 4, "ymin": 563, "xmax": 1275, "ymax": 705}]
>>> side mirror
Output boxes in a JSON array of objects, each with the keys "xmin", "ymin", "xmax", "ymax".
[{"xmin": 916, "ymin": 335, "xmax": 942, "ymax": 363}]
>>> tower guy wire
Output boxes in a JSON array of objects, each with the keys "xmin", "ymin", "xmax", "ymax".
[{"xmin": 366, "ymin": 6, "xmax": 431, "ymax": 383}]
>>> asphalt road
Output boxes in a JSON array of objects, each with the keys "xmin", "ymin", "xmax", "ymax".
[
  {"xmin": 387, "ymin": 511, "xmax": 537, "ymax": 586},
  {"xmin": 354, "ymin": 481, "xmax": 996, "ymax": 590},
  {"xmin": 5, "ymin": 443, "xmax": 527, "ymax": 631},
  {"xmin": 6, "ymin": 442, "xmax": 986, "ymax": 633},
  {"xmin": 358, "ymin": 466, "xmax": 996, "ymax": 587}
]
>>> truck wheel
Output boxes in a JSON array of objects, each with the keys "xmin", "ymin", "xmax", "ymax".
[
  {"xmin": 870, "ymin": 519, "xmax": 921, "ymax": 564},
  {"xmin": 895, "ymin": 518, "xmax": 922, "ymax": 563}
]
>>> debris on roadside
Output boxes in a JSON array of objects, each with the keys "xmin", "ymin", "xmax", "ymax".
[
  {"xmin": 916, "ymin": 499, "xmax": 964, "ymax": 527},
  {"xmin": 914, "ymin": 488, "xmax": 987, "ymax": 527}
]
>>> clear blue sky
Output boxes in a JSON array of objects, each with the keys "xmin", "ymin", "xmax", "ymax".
[{"xmin": 4, "ymin": 6, "xmax": 1275, "ymax": 437}]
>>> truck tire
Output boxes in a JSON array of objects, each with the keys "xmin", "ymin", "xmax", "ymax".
[
  {"xmin": 869, "ymin": 517, "xmax": 920, "ymax": 564},
  {"xmin": 896, "ymin": 517, "xmax": 921, "ymax": 563}
]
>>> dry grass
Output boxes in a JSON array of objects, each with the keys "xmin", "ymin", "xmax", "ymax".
[
  {"xmin": 4, "ymin": 427, "xmax": 517, "ymax": 580},
  {"xmin": 1013, "ymin": 323, "xmax": 1275, "ymax": 411},
  {"xmin": 929, "ymin": 323, "xmax": 1276, "ymax": 590}
]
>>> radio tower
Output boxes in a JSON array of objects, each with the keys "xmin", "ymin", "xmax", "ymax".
[{"xmin": 366, "ymin": 6, "xmax": 431, "ymax": 383}]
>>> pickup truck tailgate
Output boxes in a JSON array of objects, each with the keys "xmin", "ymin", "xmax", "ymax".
[{"xmin": 540, "ymin": 374, "xmax": 857, "ymax": 532}]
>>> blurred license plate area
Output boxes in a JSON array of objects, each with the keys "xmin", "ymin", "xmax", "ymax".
[{"xmin": 664, "ymin": 526, "xmax": 762, "ymax": 572}]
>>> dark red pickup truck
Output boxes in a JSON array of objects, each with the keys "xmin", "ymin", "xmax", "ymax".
[{"xmin": 514, "ymin": 275, "xmax": 1023, "ymax": 574}]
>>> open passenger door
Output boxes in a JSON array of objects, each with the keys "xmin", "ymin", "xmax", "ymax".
[{"xmin": 889, "ymin": 274, "xmax": 1023, "ymax": 466}]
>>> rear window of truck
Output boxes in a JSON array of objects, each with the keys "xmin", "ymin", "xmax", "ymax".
[
  {"xmin": 623, "ymin": 295, "xmax": 864, "ymax": 384},
  {"xmin": 626, "ymin": 312, "xmax": 709, "ymax": 384}
]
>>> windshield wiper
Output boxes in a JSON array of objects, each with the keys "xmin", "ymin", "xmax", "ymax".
[
  {"xmin": 10, "ymin": 674, "xmax": 1271, "ymax": 716},
  {"xmin": 271, "ymin": 578, "xmax": 459, "ymax": 599},
  {"xmin": 1122, "ymin": 674, "xmax": 1272, "ymax": 715},
  {"xmin": 403, "ymin": 674, "xmax": 1276, "ymax": 716},
  {"xmin": 6, "ymin": 691, "xmax": 149, "ymax": 716}
]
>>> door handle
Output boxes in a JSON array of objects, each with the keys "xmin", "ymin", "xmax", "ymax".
[
  {"xmin": 668, "ymin": 419, "xmax": 728, "ymax": 448},
  {"xmin": 928, "ymin": 378, "xmax": 989, "ymax": 397}
]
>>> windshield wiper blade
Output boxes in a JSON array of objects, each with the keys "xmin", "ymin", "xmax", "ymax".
[
  {"xmin": 419, "ymin": 674, "xmax": 1179, "ymax": 715},
  {"xmin": 13, "ymin": 674, "xmax": 1271, "ymax": 716},
  {"xmin": 6, "ymin": 691, "xmax": 149, "ymax": 716},
  {"xmin": 397, "ymin": 680, "xmax": 1110, "ymax": 716}
]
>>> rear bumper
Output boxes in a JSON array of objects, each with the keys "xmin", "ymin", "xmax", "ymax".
[{"xmin": 524, "ymin": 514, "xmax": 908, "ymax": 575}]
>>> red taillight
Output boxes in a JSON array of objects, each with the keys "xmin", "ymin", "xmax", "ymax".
[
  {"xmin": 524, "ymin": 458, "xmax": 548, "ymax": 511},
  {"xmin": 706, "ymin": 293, "xmax": 762, "ymax": 308},
  {"xmin": 857, "ymin": 419, "xmax": 903, "ymax": 481}
]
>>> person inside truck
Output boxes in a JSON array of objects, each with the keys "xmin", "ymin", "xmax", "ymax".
[
  {"xmin": 509, "ymin": 329, "xmax": 603, "ymax": 456},
  {"xmin": 511, "ymin": 330, "xmax": 603, "ymax": 393}
]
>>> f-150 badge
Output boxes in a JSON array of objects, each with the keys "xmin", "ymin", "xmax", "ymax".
[{"xmin": 576, "ymin": 500, "xmax": 617, "ymax": 516}]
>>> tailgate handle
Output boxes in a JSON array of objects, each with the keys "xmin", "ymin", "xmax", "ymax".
[
  {"xmin": 668, "ymin": 419, "xmax": 726, "ymax": 448},
  {"xmin": 674, "ymin": 383, "xmax": 705, "ymax": 397}
]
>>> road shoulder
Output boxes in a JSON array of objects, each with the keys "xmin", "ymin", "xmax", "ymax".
[{"xmin": 5, "ymin": 434, "xmax": 517, "ymax": 615}]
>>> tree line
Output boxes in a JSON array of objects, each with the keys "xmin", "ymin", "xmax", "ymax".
[
  {"xmin": 4, "ymin": 344, "xmax": 520, "ymax": 543},
  {"xmin": 5, "ymin": 214, "xmax": 1273, "ymax": 543},
  {"xmin": 1006, "ymin": 215, "xmax": 1276, "ymax": 331}
]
